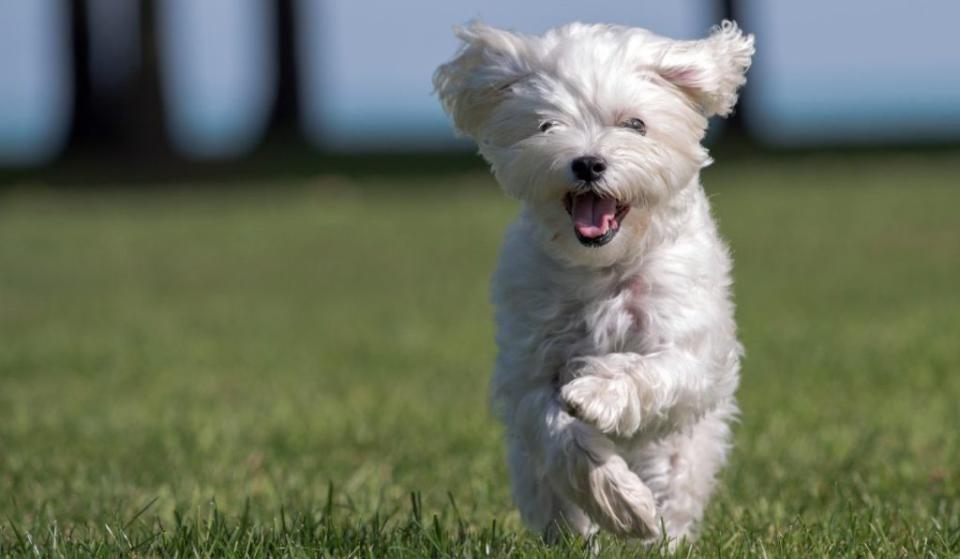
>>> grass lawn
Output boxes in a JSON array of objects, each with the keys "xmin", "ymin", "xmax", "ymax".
[{"xmin": 1, "ymin": 152, "xmax": 959, "ymax": 557}]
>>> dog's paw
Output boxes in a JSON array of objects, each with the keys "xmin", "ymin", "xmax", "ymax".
[
  {"xmin": 560, "ymin": 356, "xmax": 646, "ymax": 436},
  {"xmin": 561, "ymin": 374, "xmax": 636, "ymax": 436}
]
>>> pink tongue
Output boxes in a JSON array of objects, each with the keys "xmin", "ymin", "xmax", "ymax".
[{"xmin": 572, "ymin": 192, "xmax": 618, "ymax": 238}]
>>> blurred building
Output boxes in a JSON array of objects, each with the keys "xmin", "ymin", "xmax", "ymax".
[{"xmin": 1, "ymin": 0, "xmax": 959, "ymax": 167}]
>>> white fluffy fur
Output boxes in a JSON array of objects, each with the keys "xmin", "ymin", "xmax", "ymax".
[{"xmin": 434, "ymin": 21, "xmax": 754, "ymax": 546}]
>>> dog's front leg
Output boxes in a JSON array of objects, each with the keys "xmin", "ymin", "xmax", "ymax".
[{"xmin": 560, "ymin": 348, "xmax": 724, "ymax": 437}]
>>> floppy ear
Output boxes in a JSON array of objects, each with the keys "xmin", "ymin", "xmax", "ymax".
[
  {"xmin": 433, "ymin": 22, "xmax": 532, "ymax": 138},
  {"xmin": 654, "ymin": 20, "xmax": 755, "ymax": 118}
]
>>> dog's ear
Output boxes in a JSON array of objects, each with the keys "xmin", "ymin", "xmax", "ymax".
[
  {"xmin": 653, "ymin": 21, "xmax": 755, "ymax": 118},
  {"xmin": 433, "ymin": 22, "xmax": 531, "ymax": 138}
]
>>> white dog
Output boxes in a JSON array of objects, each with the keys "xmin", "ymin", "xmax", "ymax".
[{"xmin": 434, "ymin": 20, "xmax": 754, "ymax": 545}]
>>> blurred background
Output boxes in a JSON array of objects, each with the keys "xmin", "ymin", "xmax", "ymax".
[
  {"xmin": 1, "ymin": 1, "xmax": 959, "ymax": 555},
  {"xmin": 1, "ymin": 0, "xmax": 959, "ymax": 172}
]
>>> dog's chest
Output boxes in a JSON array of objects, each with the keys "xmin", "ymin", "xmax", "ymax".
[{"xmin": 543, "ymin": 275, "xmax": 654, "ymax": 359}]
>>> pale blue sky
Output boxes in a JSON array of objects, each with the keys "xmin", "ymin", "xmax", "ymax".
[
  {"xmin": 1, "ymin": 0, "xmax": 959, "ymax": 163},
  {"xmin": 158, "ymin": 0, "xmax": 276, "ymax": 157},
  {"xmin": 302, "ymin": 0, "xmax": 716, "ymax": 150},
  {"xmin": 742, "ymin": 0, "xmax": 960, "ymax": 145},
  {"xmin": 0, "ymin": 0, "xmax": 71, "ymax": 165}
]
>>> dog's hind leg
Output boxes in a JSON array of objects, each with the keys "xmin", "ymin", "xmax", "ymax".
[
  {"xmin": 506, "ymin": 437, "xmax": 595, "ymax": 542},
  {"xmin": 631, "ymin": 401, "xmax": 737, "ymax": 547},
  {"xmin": 513, "ymin": 386, "xmax": 660, "ymax": 539}
]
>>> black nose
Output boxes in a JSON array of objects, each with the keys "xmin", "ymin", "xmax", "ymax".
[{"xmin": 571, "ymin": 156, "xmax": 607, "ymax": 182}]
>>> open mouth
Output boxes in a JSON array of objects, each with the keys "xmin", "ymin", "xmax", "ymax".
[{"xmin": 563, "ymin": 191, "xmax": 631, "ymax": 247}]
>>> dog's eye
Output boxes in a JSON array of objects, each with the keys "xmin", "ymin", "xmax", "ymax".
[
  {"xmin": 621, "ymin": 117, "xmax": 647, "ymax": 136},
  {"xmin": 539, "ymin": 120, "xmax": 559, "ymax": 133}
]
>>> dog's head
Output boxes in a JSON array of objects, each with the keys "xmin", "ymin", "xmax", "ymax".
[{"xmin": 435, "ymin": 21, "xmax": 754, "ymax": 267}]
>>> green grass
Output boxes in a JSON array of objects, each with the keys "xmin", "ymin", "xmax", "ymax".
[{"xmin": 1, "ymin": 152, "xmax": 959, "ymax": 557}]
